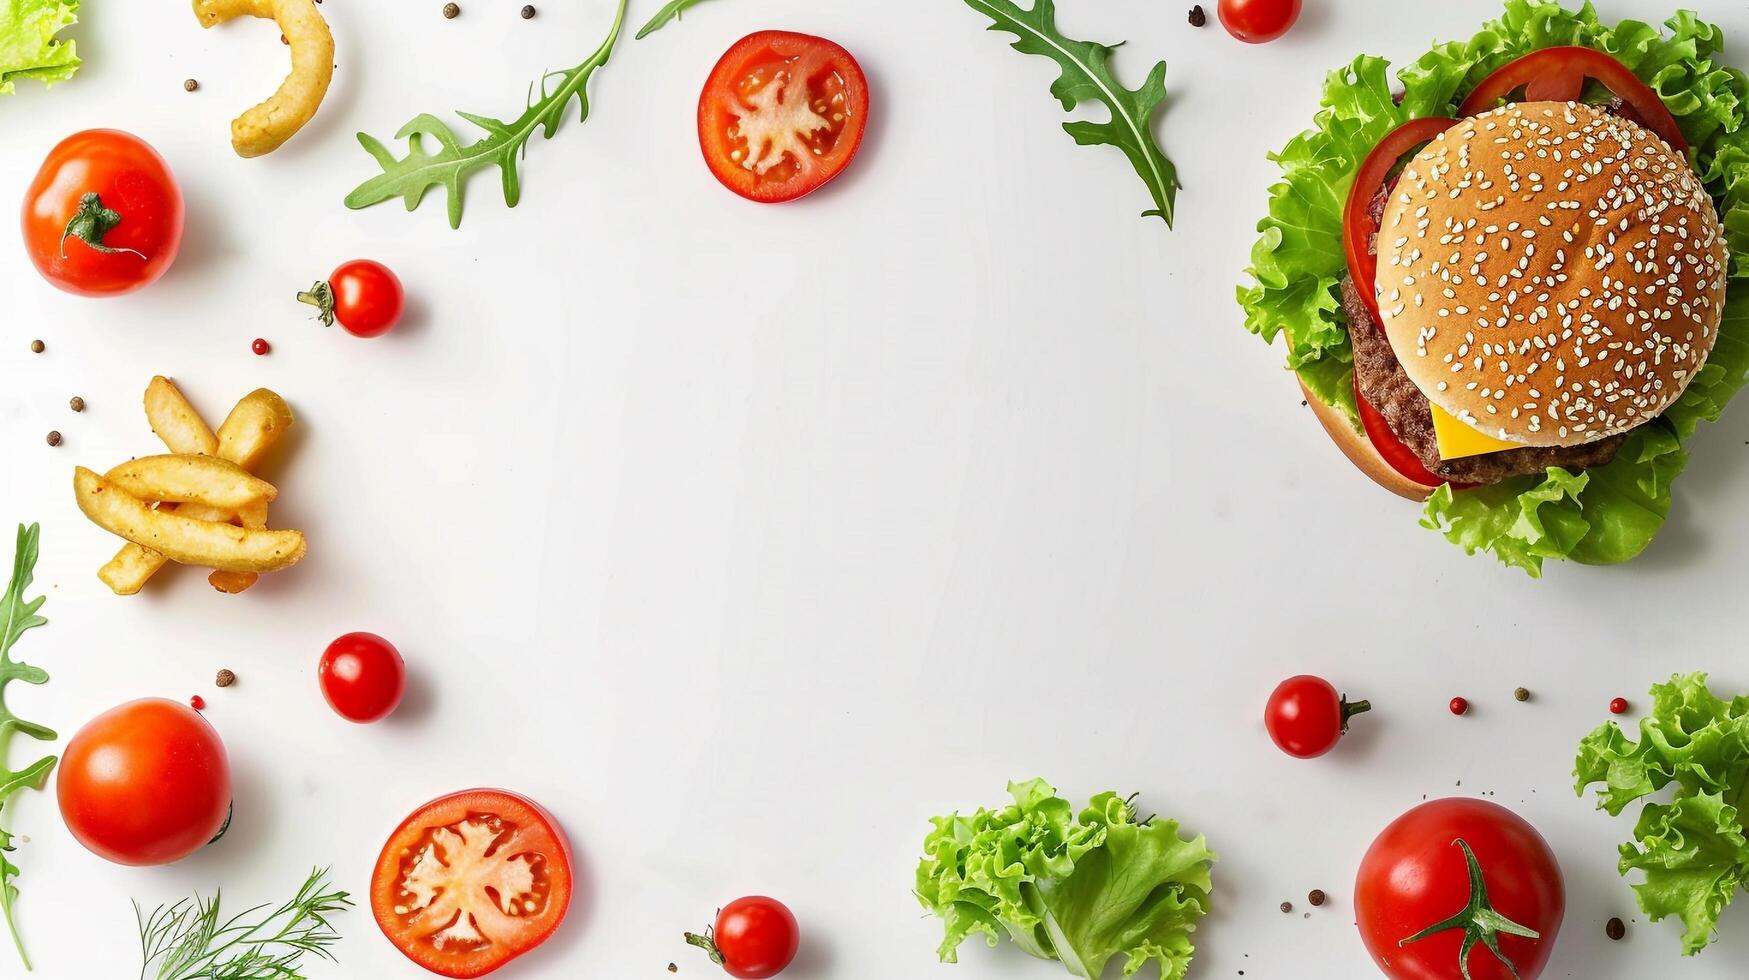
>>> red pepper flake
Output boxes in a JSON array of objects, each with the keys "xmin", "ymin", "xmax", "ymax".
[
  {"xmin": 1609, "ymin": 697, "xmax": 1629, "ymax": 715},
  {"xmin": 1449, "ymin": 696, "xmax": 1469, "ymax": 716},
  {"xmin": 252, "ymin": 338, "xmax": 271, "ymax": 356},
  {"xmin": 189, "ymin": 694, "xmax": 207, "ymax": 711}
]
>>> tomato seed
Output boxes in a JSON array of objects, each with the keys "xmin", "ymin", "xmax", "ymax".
[
  {"xmin": 190, "ymin": 695, "xmax": 206, "ymax": 711},
  {"xmin": 1449, "ymin": 696, "xmax": 1469, "ymax": 716},
  {"xmin": 1610, "ymin": 697, "xmax": 1629, "ymax": 715}
]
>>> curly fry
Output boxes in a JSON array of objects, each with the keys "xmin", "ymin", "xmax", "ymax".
[{"xmin": 192, "ymin": 0, "xmax": 334, "ymax": 157}]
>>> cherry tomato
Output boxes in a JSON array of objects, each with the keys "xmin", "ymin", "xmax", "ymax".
[
  {"xmin": 1217, "ymin": 0, "xmax": 1301, "ymax": 44},
  {"xmin": 699, "ymin": 31, "xmax": 869, "ymax": 203},
  {"xmin": 56, "ymin": 698, "xmax": 230, "ymax": 866},
  {"xmin": 1264, "ymin": 675, "xmax": 1370, "ymax": 759},
  {"xmin": 21, "ymin": 130, "xmax": 184, "ymax": 297},
  {"xmin": 298, "ymin": 259, "xmax": 404, "ymax": 337},
  {"xmin": 1459, "ymin": 47, "xmax": 1687, "ymax": 155},
  {"xmin": 1356, "ymin": 799, "xmax": 1564, "ymax": 980},
  {"xmin": 688, "ymin": 896, "xmax": 800, "ymax": 979},
  {"xmin": 319, "ymin": 632, "xmax": 406, "ymax": 723},
  {"xmin": 372, "ymin": 789, "xmax": 572, "ymax": 978}
]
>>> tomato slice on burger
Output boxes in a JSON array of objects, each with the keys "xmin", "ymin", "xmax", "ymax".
[
  {"xmin": 1353, "ymin": 373, "xmax": 1452, "ymax": 491},
  {"xmin": 1458, "ymin": 46, "xmax": 1687, "ymax": 154},
  {"xmin": 699, "ymin": 30, "xmax": 869, "ymax": 202},
  {"xmin": 1342, "ymin": 116, "xmax": 1459, "ymax": 327},
  {"xmin": 372, "ymin": 789, "xmax": 572, "ymax": 978}
]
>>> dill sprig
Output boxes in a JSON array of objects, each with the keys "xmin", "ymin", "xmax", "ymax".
[{"xmin": 135, "ymin": 868, "xmax": 352, "ymax": 980}]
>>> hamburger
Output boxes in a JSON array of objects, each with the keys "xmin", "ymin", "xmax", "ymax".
[{"xmin": 1239, "ymin": 1, "xmax": 1749, "ymax": 574}]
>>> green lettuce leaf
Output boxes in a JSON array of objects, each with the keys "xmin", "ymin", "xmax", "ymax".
[
  {"xmin": 0, "ymin": 0, "xmax": 78, "ymax": 95},
  {"xmin": 1575, "ymin": 673, "xmax": 1749, "ymax": 955},
  {"xmin": 1237, "ymin": 0, "xmax": 1749, "ymax": 574},
  {"xmin": 916, "ymin": 779, "xmax": 1214, "ymax": 979}
]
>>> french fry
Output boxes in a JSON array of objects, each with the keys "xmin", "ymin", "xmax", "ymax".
[
  {"xmin": 192, "ymin": 0, "xmax": 334, "ymax": 158},
  {"xmin": 145, "ymin": 377, "xmax": 218, "ymax": 456},
  {"xmin": 76, "ymin": 468, "xmax": 305, "ymax": 573},
  {"xmin": 105, "ymin": 454, "xmax": 276, "ymax": 511},
  {"xmin": 100, "ymin": 385, "xmax": 295, "ymax": 595}
]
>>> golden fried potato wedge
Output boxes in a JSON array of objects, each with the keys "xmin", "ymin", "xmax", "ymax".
[
  {"xmin": 105, "ymin": 454, "xmax": 276, "ymax": 510},
  {"xmin": 215, "ymin": 389, "xmax": 294, "ymax": 470},
  {"xmin": 76, "ymin": 468, "xmax": 305, "ymax": 574},
  {"xmin": 145, "ymin": 377, "xmax": 218, "ymax": 456},
  {"xmin": 193, "ymin": 0, "xmax": 334, "ymax": 157}
]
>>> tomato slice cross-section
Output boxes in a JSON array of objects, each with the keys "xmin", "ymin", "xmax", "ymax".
[
  {"xmin": 698, "ymin": 30, "xmax": 870, "ymax": 202},
  {"xmin": 372, "ymin": 789, "xmax": 573, "ymax": 978}
]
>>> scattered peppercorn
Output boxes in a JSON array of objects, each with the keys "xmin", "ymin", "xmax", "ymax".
[
  {"xmin": 215, "ymin": 669, "xmax": 236, "ymax": 688},
  {"xmin": 184, "ymin": 78, "xmax": 199, "ymax": 92},
  {"xmin": 667, "ymin": 966, "xmax": 677, "ymax": 975},
  {"xmin": 252, "ymin": 338, "xmax": 271, "ymax": 356},
  {"xmin": 1188, "ymin": 4, "xmax": 1206, "ymax": 27},
  {"xmin": 1610, "ymin": 697, "xmax": 1629, "ymax": 715},
  {"xmin": 520, "ymin": 4, "xmax": 535, "ymax": 17},
  {"xmin": 190, "ymin": 694, "xmax": 206, "ymax": 711},
  {"xmin": 69, "ymin": 396, "xmax": 85, "ymax": 413},
  {"xmin": 45, "ymin": 431, "xmax": 61, "ymax": 447},
  {"xmin": 443, "ymin": 2, "xmax": 459, "ymax": 17},
  {"xmin": 280, "ymin": 33, "xmax": 288, "ymax": 44},
  {"xmin": 1514, "ymin": 686, "xmax": 1530, "ymax": 702},
  {"xmin": 29, "ymin": 340, "xmax": 44, "ymax": 354},
  {"xmin": 1449, "ymin": 696, "xmax": 1469, "ymax": 716},
  {"xmin": 1606, "ymin": 917, "xmax": 1625, "ymax": 941},
  {"xmin": 1278, "ymin": 901, "xmax": 1292, "ymax": 914},
  {"xmin": 1307, "ymin": 889, "xmax": 1326, "ymax": 907}
]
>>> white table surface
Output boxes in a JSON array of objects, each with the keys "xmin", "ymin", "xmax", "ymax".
[{"xmin": 4, "ymin": 0, "xmax": 1749, "ymax": 977}]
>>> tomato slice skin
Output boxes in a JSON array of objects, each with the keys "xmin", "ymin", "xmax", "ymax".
[
  {"xmin": 698, "ymin": 31, "xmax": 869, "ymax": 203},
  {"xmin": 371, "ymin": 789, "xmax": 573, "ymax": 978},
  {"xmin": 1341, "ymin": 116, "xmax": 1458, "ymax": 328},
  {"xmin": 1353, "ymin": 372, "xmax": 1448, "ymax": 490},
  {"xmin": 1458, "ymin": 46, "xmax": 1687, "ymax": 155}
]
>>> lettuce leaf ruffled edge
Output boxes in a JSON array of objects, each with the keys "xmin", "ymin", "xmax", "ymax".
[
  {"xmin": 1237, "ymin": 0, "xmax": 1749, "ymax": 576},
  {"xmin": 0, "ymin": 0, "xmax": 80, "ymax": 95}
]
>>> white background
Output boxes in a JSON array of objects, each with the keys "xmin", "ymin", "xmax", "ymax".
[{"xmin": 3, "ymin": 0, "xmax": 1748, "ymax": 977}]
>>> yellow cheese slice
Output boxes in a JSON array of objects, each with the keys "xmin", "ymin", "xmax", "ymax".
[{"xmin": 1430, "ymin": 404, "xmax": 1520, "ymax": 460}]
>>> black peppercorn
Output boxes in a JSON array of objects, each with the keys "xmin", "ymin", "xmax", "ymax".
[
  {"xmin": 1279, "ymin": 901, "xmax": 1292, "ymax": 914},
  {"xmin": 1188, "ymin": 4, "xmax": 1206, "ymax": 27},
  {"xmin": 443, "ymin": 2, "xmax": 459, "ymax": 17},
  {"xmin": 183, "ymin": 78, "xmax": 199, "ymax": 92},
  {"xmin": 29, "ymin": 340, "xmax": 44, "ymax": 354},
  {"xmin": 216, "ymin": 669, "xmax": 237, "ymax": 688},
  {"xmin": 69, "ymin": 396, "xmax": 85, "ymax": 413},
  {"xmin": 1606, "ymin": 917, "xmax": 1625, "ymax": 940},
  {"xmin": 45, "ymin": 431, "xmax": 61, "ymax": 447},
  {"xmin": 1307, "ymin": 889, "xmax": 1326, "ymax": 907},
  {"xmin": 521, "ymin": 4, "xmax": 535, "ymax": 18}
]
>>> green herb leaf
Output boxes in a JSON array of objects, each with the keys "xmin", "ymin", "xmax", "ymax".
[
  {"xmin": 634, "ymin": 0, "xmax": 716, "ymax": 40},
  {"xmin": 0, "ymin": 524, "xmax": 55, "ymax": 971},
  {"xmin": 962, "ymin": 0, "xmax": 1178, "ymax": 225},
  {"xmin": 0, "ymin": 0, "xmax": 80, "ymax": 95},
  {"xmin": 136, "ymin": 867, "xmax": 352, "ymax": 980},
  {"xmin": 916, "ymin": 779, "xmax": 1215, "ymax": 979},
  {"xmin": 1237, "ymin": 0, "xmax": 1749, "ymax": 574},
  {"xmin": 1575, "ymin": 673, "xmax": 1749, "ymax": 955},
  {"xmin": 345, "ymin": 0, "xmax": 627, "ymax": 228}
]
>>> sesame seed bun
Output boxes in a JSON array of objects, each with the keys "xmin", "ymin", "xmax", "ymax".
[
  {"xmin": 1375, "ymin": 101, "xmax": 1727, "ymax": 448},
  {"xmin": 1300, "ymin": 382, "xmax": 1434, "ymax": 502}
]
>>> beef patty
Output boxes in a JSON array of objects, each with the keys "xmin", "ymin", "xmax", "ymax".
[{"xmin": 1342, "ymin": 276, "xmax": 1624, "ymax": 485}]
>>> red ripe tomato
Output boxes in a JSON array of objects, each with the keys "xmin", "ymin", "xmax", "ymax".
[
  {"xmin": 688, "ymin": 896, "xmax": 800, "ymax": 979},
  {"xmin": 21, "ymin": 130, "xmax": 184, "ymax": 297},
  {"xmin": 298, "ymin": 259, "xmax": 404, "ymax": 337},
  {"xmin": 1217, "ymin": 0, "xmax": 1301, "ymax": 43},
  {"xmin": 56, "ymin": 698, "xmax": 230, "ymax": 866},
  {"xmin": 699, "ymin": 31, "xmax": 869, "ymax": 203},
  {"xmin": 1264, "ymin": 675, "xmax": 1370, "ymax": 759},
  {"xmin": 1356, "ymin": 799, "xmax": 1564, "ymax": 980},
  {"xmin": 372, "ymin": 789, "xmax": 572, "ymax": 978},
  {"xmin": 1459, "ymin": 47, "xmax": 1687, "ymax": 155},
  {"xmin": 319, "ymin": 632, "xmax": 406, "ymax": 723}
]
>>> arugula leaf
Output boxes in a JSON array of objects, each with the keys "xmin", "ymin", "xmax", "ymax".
[
  {"xmin": 1237, "ymin": 0, "xmax": 1749, "ymax": 574},
  {"xmin": 345, "ymin": 0, "xmax": 627, "ymax": 228},
  {"xmin": 962, "ymin": 0, "xmax": 1177, "ymax": 225},
  {"xmin": 0, "ymin": 524, "xmax": 55, "ymax": 970},
  {"xmin": 916, "ymin": 779, "xmax": 1215, "ymax": 979},
  {"xmin": 1575, "ymin": 673, "xmax": 1749, "ymax": 955},
  {"xmin": 634, "ymin": 0, "xmax": 716, "ymax": 40},
  {"xmin": 0, "ymin": 0, "xmax": 79, "ymax": 95}
]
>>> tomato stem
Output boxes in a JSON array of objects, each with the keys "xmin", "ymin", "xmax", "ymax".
[
  {"xmin": 1340, "ymin": 696, "xmax": 1371, "ymax": 732},
  {"xmin": 296, "ymin": 280, "xmax": 337, "ymax": 327},
  {"xmin": 683, "ymin": 926, "xmax": 726, "ymax": 965},
  {"xmin": 1398, "ymin": 838, "xmax": 1540, "ymax": 980},
  {"xmin": 60, "ymin": 192, "xmax": 146, "ymax": 261}
]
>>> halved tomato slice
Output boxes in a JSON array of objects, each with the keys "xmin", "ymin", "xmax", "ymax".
[
  {"xmin": 1342, "ymin": 116, "xmax": 1458, "ymax": 328},
  {"xmin": 698, "ymin": 30, "xmax": 870, "ymax": 203},
  {"xmin": 372, "ymin": 789, "xmax": 572, "ymax": 978},
  {"xmin": 1458, "ymin": 46, "xmax": 1687, "ymax": 154}
]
